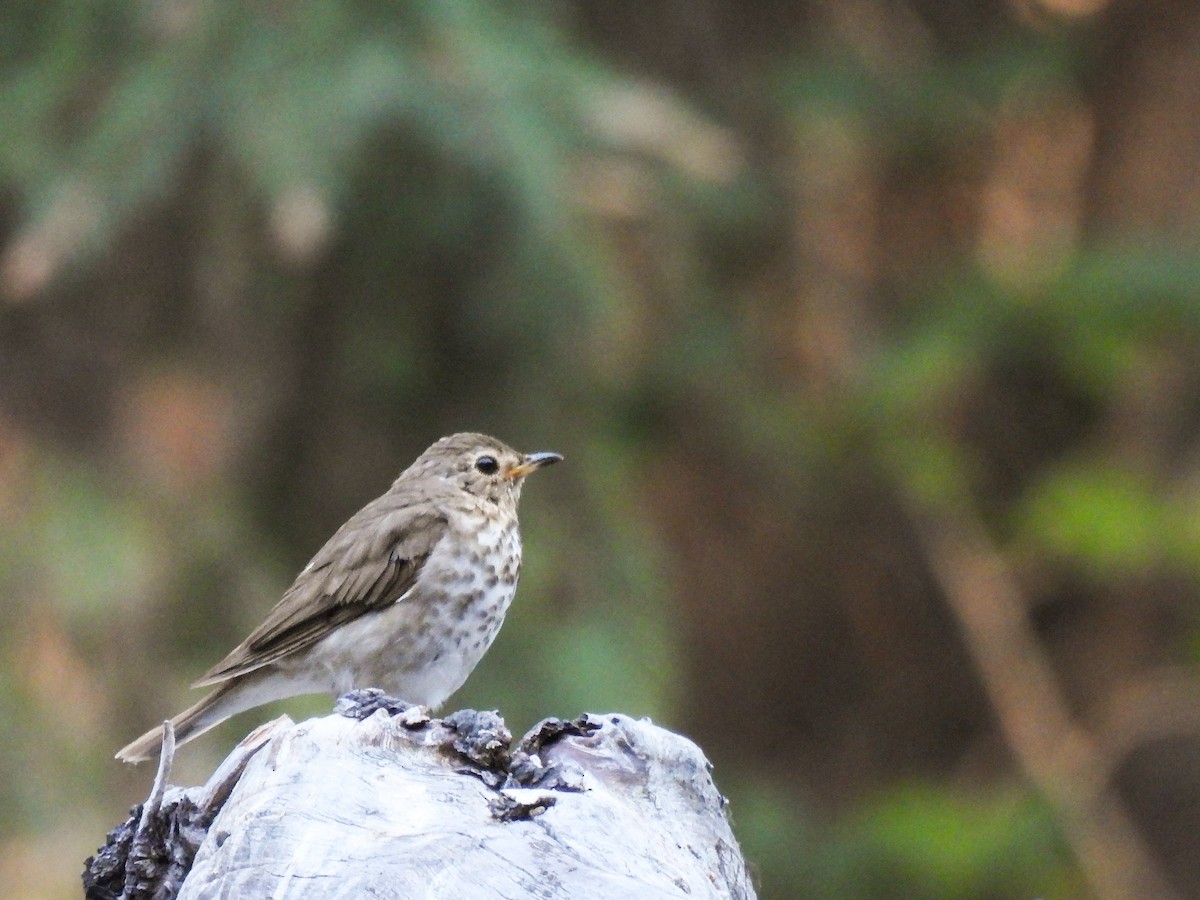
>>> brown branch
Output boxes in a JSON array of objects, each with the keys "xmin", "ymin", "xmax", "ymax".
[{"xmin": 907, "ymin": 500, "xmax": 1176, "ymax": 900}]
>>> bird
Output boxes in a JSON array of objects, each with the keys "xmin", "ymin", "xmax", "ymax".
[{"xmin": 117, "ymin": 432, "xmax": 561, "ymax": 763}]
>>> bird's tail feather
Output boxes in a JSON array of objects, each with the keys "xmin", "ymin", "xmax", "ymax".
[{"xmin": 116, "ymin": 681, "xmax": 239, "ymax": 764}]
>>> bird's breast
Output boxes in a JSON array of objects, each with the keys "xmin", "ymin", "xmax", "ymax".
[{"xmin": 314, "ymin": 512, "xmax": 524, "ymax": 705}]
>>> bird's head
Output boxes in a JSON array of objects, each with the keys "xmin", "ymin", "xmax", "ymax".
[{"xmin": 410, "ymin": 432, "xmax": 561, "ymax": 507}]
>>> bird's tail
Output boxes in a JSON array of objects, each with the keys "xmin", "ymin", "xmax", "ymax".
[{"xmin": 116, "ymin": 681, "xmax": 240, "ymax": 764}]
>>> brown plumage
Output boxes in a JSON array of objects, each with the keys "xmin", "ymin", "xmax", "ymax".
[{"xmin": 117, "ymin": 433, "xmax": 560, "ymax": 763}]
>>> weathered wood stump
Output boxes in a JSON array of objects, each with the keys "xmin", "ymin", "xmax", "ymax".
[{"xmin": 85, "ymin": 691, "xmax": 756, "ymax": 899}]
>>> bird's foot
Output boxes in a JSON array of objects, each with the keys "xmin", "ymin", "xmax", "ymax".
[{"xmin": 334, "ymin": 688, "xmax": 421, "ymax": 721}]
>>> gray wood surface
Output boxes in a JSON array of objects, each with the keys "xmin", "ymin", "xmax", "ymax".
[{"xmin": 91, "ymin": 699, "xmax": 755, "ymax": 899}]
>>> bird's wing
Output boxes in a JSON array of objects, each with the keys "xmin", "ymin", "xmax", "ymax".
[{"xmin": 192, "ymin": 499, "xmax": 447, "ymax": 687}]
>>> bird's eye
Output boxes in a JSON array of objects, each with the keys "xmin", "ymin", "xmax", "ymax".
[{"xmin": 475, "ymin": 455, "xmax": 499, "ymax": 475}]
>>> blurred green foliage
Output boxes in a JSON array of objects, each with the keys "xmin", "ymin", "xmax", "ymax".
[
  {"xmin": 2, "ymin": 1, "xmax": 1200, "ymax": 898},
  {"xmin": 732, "ymin": 781, "xmax": 1077, "ymax": 899}
]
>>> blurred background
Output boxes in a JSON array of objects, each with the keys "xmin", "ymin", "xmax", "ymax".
[{"xmin": 3, "ymin": 1, "xmax": 1200, "ymax": 897}]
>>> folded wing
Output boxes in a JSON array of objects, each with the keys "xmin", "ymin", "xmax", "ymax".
[{"xmin": 193, "ymin": 500, "xmax": 447, "ymax": 687}]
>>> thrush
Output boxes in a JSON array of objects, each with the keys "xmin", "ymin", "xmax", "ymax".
[{"xmin": 117, "ymin": 432, "xmax": 560, "ymax": 763}]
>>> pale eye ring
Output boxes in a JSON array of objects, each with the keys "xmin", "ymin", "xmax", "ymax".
[{"xmin": 475, "ymin": 455, "xmax": 499, "ymax": 475}]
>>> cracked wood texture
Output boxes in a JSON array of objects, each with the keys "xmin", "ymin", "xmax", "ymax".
[{"xmin": 92, "ymin": 702, "xmax": 755, "ymax": 900}]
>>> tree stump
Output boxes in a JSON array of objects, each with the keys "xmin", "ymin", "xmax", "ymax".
[{"xmin": 85, "ymin": 691, "xmax": 756, "ymax": 899}]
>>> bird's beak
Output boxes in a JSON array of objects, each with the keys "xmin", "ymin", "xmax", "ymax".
[{"xmin": 507, "ymin": 451, "xmax": 562, "ymax": 479}]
